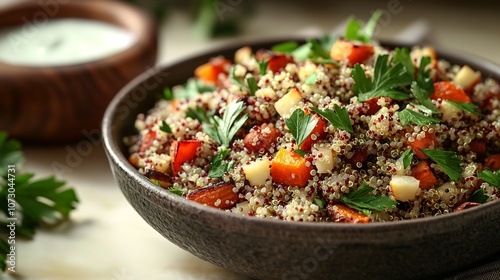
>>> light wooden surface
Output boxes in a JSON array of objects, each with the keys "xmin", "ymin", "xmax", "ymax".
[{"xmin": 2, "ymin": 0, "xmax": 499, "ymax": 279}]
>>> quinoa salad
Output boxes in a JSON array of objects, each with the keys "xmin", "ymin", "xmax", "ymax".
[{"xmin": 125, "ymin": 16, "xmax": 500, "ymax": 223}]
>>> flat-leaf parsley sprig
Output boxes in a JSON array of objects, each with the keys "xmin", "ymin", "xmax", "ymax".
[
  {"xmin": 284, "ymin": 108, "xmax": 318, "ymax": 156},
  {"xmin": 353, "ymin": 53, "xmax": 414, "ymax": 102},
  {"xmin": 341, "ymin": 182, "xmax": 397, "ymax": 216},
  {"xmin": 203, "ymin": 100, "xmax": 248, "ymax": 177},
  {"xmin": 310, "ymin": 104, "xmax": 354, "ymax": 134},
  {"xmin": 0, "ymin": 132, "xmax": 79, "ymax": 271}
]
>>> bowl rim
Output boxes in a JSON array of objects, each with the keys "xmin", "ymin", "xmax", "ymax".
[
  {"xmin": 103, "ymin": 36, "xmax": 500, "ymax": 232},
  {"xmin": 0, "ymin": 0, "xmax": 155, "ymax": 69}
]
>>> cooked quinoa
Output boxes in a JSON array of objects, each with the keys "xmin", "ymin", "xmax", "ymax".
[{"xmin": 125, "ymin": 38, "xmax": 500, "ymax": 223}]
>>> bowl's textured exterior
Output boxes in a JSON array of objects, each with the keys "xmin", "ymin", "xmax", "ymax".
[{"xmin": 103, "ymin": 39, "xmax": 500, "ymax": 280}]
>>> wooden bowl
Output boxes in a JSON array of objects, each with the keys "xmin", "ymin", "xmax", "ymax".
[
  {"xmin": 0, "ymin": 0, "xmax": 157, "ymax": 143},
  {"xmin": 102, "ymin": 38, "xmax": 500, "ymax": 280}
]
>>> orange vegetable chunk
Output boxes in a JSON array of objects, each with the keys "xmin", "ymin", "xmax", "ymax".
[
  {"xmin": 330, "ymin": 39, "xmax": 374, "ymax": 65},
  {"xmin": 408, "ymin": 132, "xmax": 439, "ymax": 160},
  {"xmin": 187, "ymin": 183, "xmax": 239, "ymax": 210},
  {"xmin": 430, "ymin": 81, "xmax": 472, "ymax": 103},
  {"xmin": 270, "ymin": 148, "xmax": 312, "ymax": 187},
  {"xmin": 170, "ymin": 140, "xmax": 202, "ymax": 175},
  {"xmin": 411, "ymin": 161, "xmax": 438, "ymax": 190}
]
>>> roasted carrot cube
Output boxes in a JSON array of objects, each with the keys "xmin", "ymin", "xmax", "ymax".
[
  {"xmin": 411, "ymin": 161, "xmax": 438, "ymax": 190},
  {"xmin": 485, "ymin": 154, "xmax": 500, "ymax": 170},
  {"xmin": 270, "ymin": 148, "xmax": 312, "ymax": 187},
  {"xmin": 430, "ymin": 81, "xmax": 472, "ymax": 103},
  {"xmin": 408, "ymin": 132, "xmax": 439, "ymax": 160},
  {"xmin": 187, "ymin": 182, "xmax": 239, "ymax": 210},
  {"xmin": 194, "ymin": 57, "xmax": 231, "ymax": 85},
  {"xmin": 327, "ymin": 203, "xmax": 370, "ymax": 223}
]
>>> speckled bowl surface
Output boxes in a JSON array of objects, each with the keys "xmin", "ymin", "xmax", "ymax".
[{"xmin": 102, "ymin": 38, "xmax": 500, "ymax": 280}]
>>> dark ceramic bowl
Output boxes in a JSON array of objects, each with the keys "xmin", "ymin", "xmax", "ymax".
[
  {"xmin": 102, "ymin": 38, "xmax": 500, "ymax": 280},
  {"xmin": 0, "ymin": 0, "xmax": 157, "ymax": 143}
]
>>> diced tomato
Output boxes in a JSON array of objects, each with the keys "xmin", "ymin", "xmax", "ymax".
[
  {"xmin": 485, "ymin": 154, "xmax": 500, "ymax": 170},
  {"xmin": 363, "ymin": 97, "xmax": 382, "ymax": 115},
  {"xmin": 469, "ymin": 139, "xmax": 486, "ymax": 155},
  {"xmin": 299, "ymin": 111, "xmax": 327, "ymax": 151},
  {"xmin": 408, "ymin": 132, "xmax": 439, "ymax": 160},
  {"xmin": 186, "ymin": 182, "xmax": 239, "ymax": 210},
  {"xmin": 270, "ymin": 148, "xmax": 312, "ymax": 187},
  {"xmin": 256, "ymin": 50, "xmax": 295, "ymax": 74},
  {"xmin": 411, "ymin": 161, "xmax": 438, "ymax": 190},
  {"xmin": 430, "ymin": 81, "xmax": 472, "ymax": 103},
  {"xmin": 330, "ymin": 39, "xmax": 374, "ymax": 65},
  {"xmin": 267, "ymin": 54, "xmax": 295, "ymax": 73},
  {"xmin": 194, "ymin": 57, "xmax": 231, "ymax": 85},
  {"xmin": 347, "ymin": 147, "xmax": 368, "ymax": 167},
  {"xmin": 170, "ymin": 140, "xmax": 202, "ymax": 175}
]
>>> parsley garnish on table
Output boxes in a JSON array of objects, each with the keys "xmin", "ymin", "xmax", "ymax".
[
  {"xmin": 341, "ymin": 182, "xmax": 397, "ymax": 216},
  {"xmin": 285, "ymin": 108, "xmax": 319, "ymax": 156},
  {"xmin": 0, "ymin": 132, "xmax": 79, "ymax": 271},
  {"xmin": 203, "ymin": 101, "xmax": 248, "ymax": 177}
]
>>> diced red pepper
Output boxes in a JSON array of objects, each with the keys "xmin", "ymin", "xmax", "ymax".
[{"xmin": 170, "ymin": 140, "xmax": 202, "ymax": 175}]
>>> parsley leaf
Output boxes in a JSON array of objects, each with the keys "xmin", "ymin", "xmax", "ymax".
[
  {"xmin": 0, "ymin": 132, "xmax": 79, "ymax": 255},
  {"xmin": 247, "ymin": 76, "xmax": 258, "ymax": 96},
  {"xmin": 469, "ymin": 188, "xmax": 489, "ymax": 204},
  {"xmin": 477, "ymin": 169, "xmax": 500, "ymax": 187},
  {"xmin": 345, "ymin": 10, "xmax": 383, "ymax": 43},
  {"xmin": 313, "ymin": 197, "xmax": 327, "ymax": 209},
  {"xmin": 203, "ymin": 100, "xmax": 248, "ymax": 147},
  {"xmin": 159, "ymin": 120, "xmax": 172, "ymax": 134},
  {"xmin": 305, "ymin": 72, "xmax": 318, "ymax": 85},
  {"xmin": 447, "ymin": 100, "xmax": 483, "ymax": 116},
  {"xmin": 285, "ymin": 108, "xmax": 318, "ymax": 148},
  {"xmin": 416, "ymin": 56, "xmax": 434, "ymax": 93},
  {"xmin": 391, "ymin": 48, "xmax": 415, "ymax": 77},
  {"xmin": 169, "ymin": 187, "xmax": 184, "ymax": 196},
  {"xmin": 421, "ymin": 149, "xmax": 463, "ymax": 180},
  {"xmin": 172, "ymin": 78, "xmax": 216, "ymax": 99},
  {"xmin": 229, "ymin": 66, "xmax": 248, "ymax": 90},
  {"xmin": 411, "ymin": 81, "xmax": 439, "ymax": 115},
  {"xmin": 163, "ymin": 87, "xmax": 174, "ymax": 100},
  {"xmin": 0, "ymin": 132, "xmax": 23, "ymax": 177},
  {"xmin": 398, "ymin": 108, "xmax": 440, "ymax": 126},
  {"xmin": 291, "ymin": 39, "xmax": 339, "ymax": 65},
  {"xmin": 310, "ymin": 105, "xmax": 354, "ymax": 133},
  {"xmin": 401, "ymin": 149, "xmax": 413, "ymax": 169},
  {"xmin": 208, "ymin": 148, "xmax": 235, "ymax": 178},
  {"xmin": 186, "ymin": 106, "xmax": 212, "ymax": 124},
  {"xmin": 341, "ymin": 182, "xmax": 397, "ymax": 215},
  {"xmin": 272, "ymin": 41, "xmax": 299, "ymax": 53},
  {"xmin": 258, "ymin": 59, "xmax": 269, "ymax": 76},
  {"xmin": 354, "ymin": 54, "xmax": 413, "ymax": 102}
]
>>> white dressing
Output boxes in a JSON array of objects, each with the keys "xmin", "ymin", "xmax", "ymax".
[{"xmin": 0, "ymin": 19, "xmax": 137, "ymax": 67}]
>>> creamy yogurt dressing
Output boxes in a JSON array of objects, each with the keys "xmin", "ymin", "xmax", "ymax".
[{"xmin": 0, "ymin": 19, "xmax": 137, "ymax": 67}]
